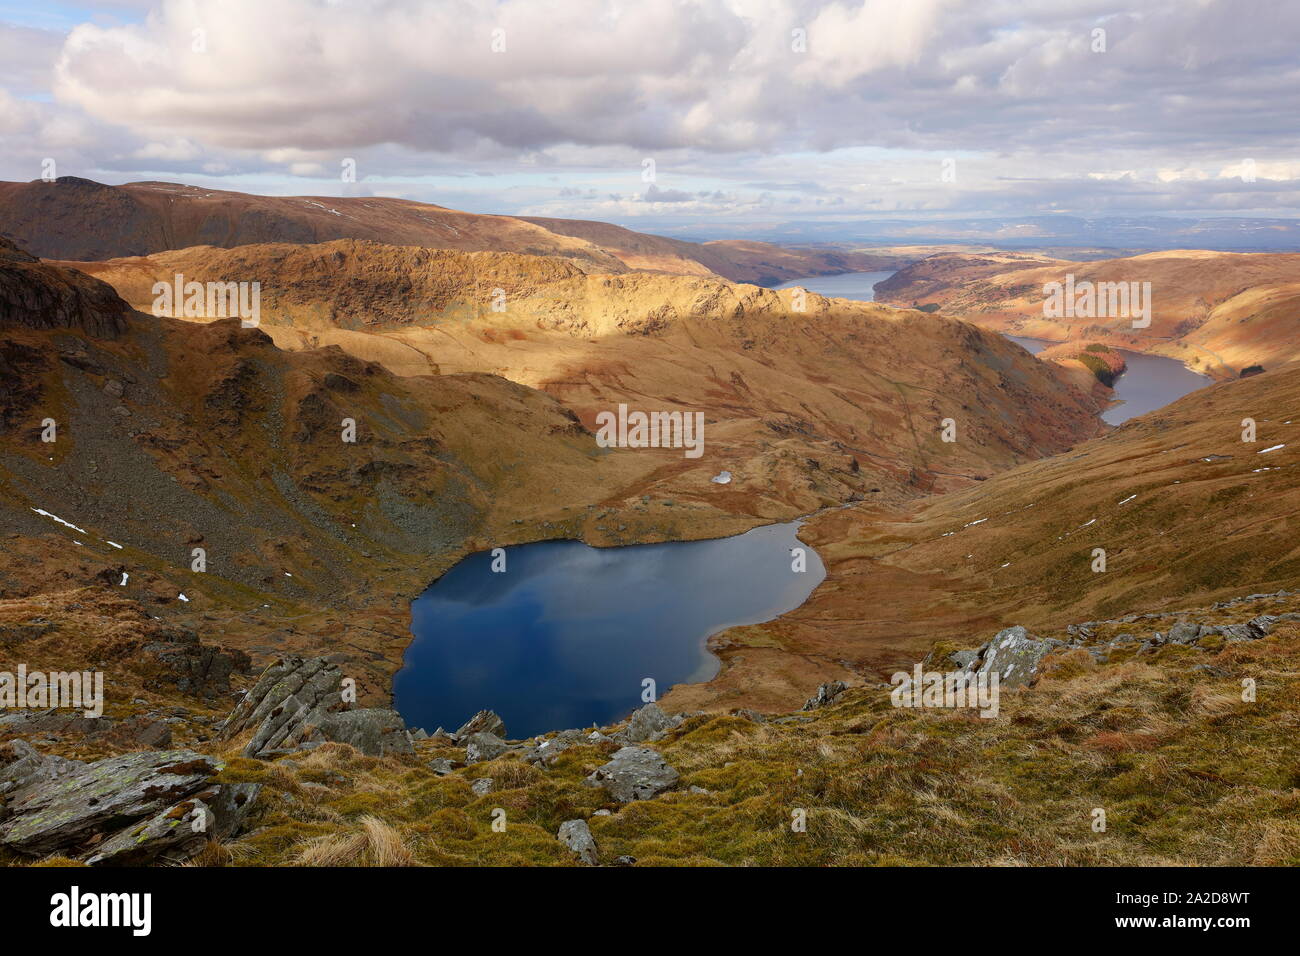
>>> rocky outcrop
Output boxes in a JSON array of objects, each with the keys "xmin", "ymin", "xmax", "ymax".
[
  {"xmin": 220, "ymin": 656, "xmax": 412, "ymax": 757},
  {"xmin": 972, "ymin": 626, "xmax": 1061, "ymax": 688},
  {"xmin": 454, "ymin": 710, "xmax": 505, "ymax": 740},
  {"xmin": 585, "ymin": 746, "xmax": 679, "ymax": 802},
  {"xmin": 0, "ymin": 748, "xmax": 223, "ymax": 860},
  {"xmin": 613, "ymin": 702, "xmax": 682, "ymax": 743},
  {"xmin": 558, "ymin": 819, "xmax": 599, "ymax": 866},
  {"xmin": 0, "ymin": 710, "xmax": 173, "ymax": 748},
  {"xmin": 0, "ymin": 236, "xmax": 132, "ymax": 338},
  {"xmin": 803, "ymin": 681, "xmax": 848, "ymax": 710},
  {"xmin": 135, "ymin": 629, "xmax": 252, "ymax": 699}
]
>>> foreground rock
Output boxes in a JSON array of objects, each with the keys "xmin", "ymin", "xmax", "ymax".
[
  {"xmin": 585, "ymin": 746, "xmax": 679, "ymax": 802},
  {"xmin": 972, "ymin": 626, "xmax": 1059, "ymax": 688},
  {"xmin": 220, "ymin": 656, "xmax": 412, "ymax": 757},
  {"xmin": 0, "ymin": 748, "xmax": 222, "ymax": 858},
  {"xmin": 558, "ymin": 819, "xmax": 599, "ymax": 865}
]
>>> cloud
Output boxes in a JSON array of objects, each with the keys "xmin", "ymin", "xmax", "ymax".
[{"xmin": 0, "ymin": 0, "xmax": 1290, "ymax": 227}]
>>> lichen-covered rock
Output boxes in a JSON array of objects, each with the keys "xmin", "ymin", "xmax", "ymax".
[
  {"xmin": 84, "ymin": 796, "xmax": 216, "ymax": 866},
  {"xmin": 0, "ymin": 739, "xmax": 83, "ymax": 807},
  {"xmin": 455, "ymin": 710, "xmax": 505, "ymax": 740},
  {"xmin": 974, "ymin": 626, "xmax": 1054, "ymax": 688},
  {"xmin": 802, "ymin": 680, "xmax": 848, "ymax": 710},
  {"xmin": 614, "ymin": 702, "xmax": 682, "ymax": 743},
  {"xmin": 558, "ymin": 819, "xmax": 599, "ymax": 865},
  {"xmin": 317, "ymin": 708, "xmax": 414, "ymax": 756},
  {"xmin": 463, "ymin": 731, "xmax": 507, "ymax": 763},
  {"xmin": 584, "ymin": 746, "xmax": 679, "ymax": 802},
  {"xmin": 0, "ymin": 749, "xmax": 222, "ymax": 858}
]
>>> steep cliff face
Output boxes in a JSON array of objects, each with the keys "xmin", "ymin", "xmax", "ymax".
[{"xmin": 0, "ymin": 237, "xmax": 132, "ymax": 338}]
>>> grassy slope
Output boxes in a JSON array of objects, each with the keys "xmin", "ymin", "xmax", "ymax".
[
  {"xmin": 14, "ymin": 596, "xmax": 1295, "ymax": 868},
  {"xmin": 703, "ymin": 360, "xmax": 1300, "ymax": 709}
]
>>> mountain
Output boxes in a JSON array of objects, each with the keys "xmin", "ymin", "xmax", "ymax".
[
  {"xmin": 875, "ymin": 249, "xmax": 1300, "ymax": 379},
  {"xmin": 62, "ymin": 238, "xmax": 1109, "ymax": 516},
  {"xmin": 0, "ymin": 177, "xmax": 907, "ymax": 283},
  {"xmin": 1, "ymin": 237, "xmax": 754, "ymax": 702},
  {"xmin": 2, "ymin": 238, "xmax": 1296, "ymax": 871}
]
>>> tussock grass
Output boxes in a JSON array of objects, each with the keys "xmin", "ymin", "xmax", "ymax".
[{"xmin": 22, "ymin": 621, "xmax": 1290, "ymax": 868}]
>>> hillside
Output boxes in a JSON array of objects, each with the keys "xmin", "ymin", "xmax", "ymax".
[
  {"xmin": 1, "ymin": 239, "xmax": 758, "ymax": 703},
  {"xmin": 64, "ymin": 239, "xmax": 1109, "ymax": 520},
  {"xmin": 0, "ymin": 177, "xmax": 908, "ymax": 283},
  {"xmin": 2, "ymin": 238, "xmax": 1297, "ymax": 870},
  {"xmin": 682, "ymin": 360, "xmax": 1300, "ymax": 711},
  {"xmin": 875, "ymin": 250, "xmax": 1300, "ymax": 379}
]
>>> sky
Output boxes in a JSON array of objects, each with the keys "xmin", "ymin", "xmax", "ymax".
[{"xmin": 1, "ymin": 0, "xmax": 1298, "ymax": 236}]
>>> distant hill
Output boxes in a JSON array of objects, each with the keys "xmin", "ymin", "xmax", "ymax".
[
  {"xmin": 875, "ymin": 249, "xmax": 1300, "ymax": 379},
  {"xmin": 0, "ymin": 177, "xmax": 907, "ymax": 282}
]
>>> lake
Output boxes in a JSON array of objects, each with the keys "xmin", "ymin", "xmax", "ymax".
[
  {"xmin": 772, "ymin": 270, "xmax": 897, "ymax": 301},
  {"xmin": 394, "ymin": 521, "xmax": 825, "ymax": 739},
  {"xmin": 1003, "ymin": 335, "xmax": 1211, "ymax": 425}
]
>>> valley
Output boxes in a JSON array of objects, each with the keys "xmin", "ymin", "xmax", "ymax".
[{"xmin": 1, "ymin": 181, "xmax": 1297, "ymax": 872}]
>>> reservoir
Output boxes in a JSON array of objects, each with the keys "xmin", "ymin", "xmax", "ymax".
[
  {"xmin": 394, "ymin": 520, "xmax": 825, "ymax": 739},
  {"xmin": 1003, "ymin": 335, "xmax": 1212, "ymax": 425},
  {"xmin": 766, "ymin": 273, "xmax": 1211, "ymax": 426},
  {"xmin": 772, "ymin": 270, "xmax": 896, "ymax": 301}
]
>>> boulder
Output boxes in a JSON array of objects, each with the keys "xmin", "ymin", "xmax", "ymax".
[
  {"xmin": 802, "ymin": 680, "xmax": 848, "ymax": 710},
  {"xmin": 557, "ymin": 819, "xmax": 599, "ymax": 865},
  {"xmin": 614, "ymin": 702, "xmax": 681, "ymax": 743},
  {"xmin": 316, "ymin": 709, "xmax": 414, "ymax": 756},
  {"xmin": 84, "ymin": 796, "xmax": 216, "ymax": 866},
  {"xmin": 974, "ymin": 626, "xmax": 1054, "ymax": 688},
  {"xmin": 462, "ymin": 731, "xmax": 507, "ymax": 763},
  {"xmin": 208, "ymin": 782, "xmax": 262, "ymax": 839},
  {"xmin": 584, "ymin": 746, "xmax": 679, "ymax": 802},
  {"xmin": 455, "ymin": 710, "xmax": 505, "ymax": 740},
  {"xmin": 0, "ymin": 749, "xmax": 222, "ymax": 858},
  {"xmin": 1166, "ymin": 621, "xmax": 1205, "ymax": 644}
]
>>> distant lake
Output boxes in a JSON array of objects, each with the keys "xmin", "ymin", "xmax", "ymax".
[
  {"xmin": 772, "ymin": 270, "xmax": 896, "ymax": 302},
  {"xmin": 394, "ymin": 521, "xmax": 825, "ymax": 739},
  {"xmin": 1003, "ymin": 335, "xmax": 1211, "ymax": 425}
]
